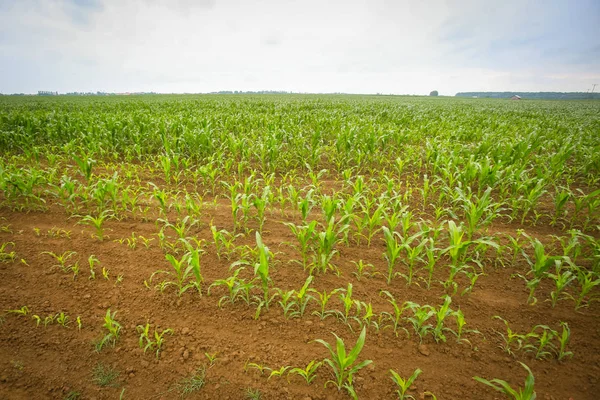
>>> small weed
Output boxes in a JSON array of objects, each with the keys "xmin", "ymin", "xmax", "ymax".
[
  {"xmin": 175, "ymin": 366, "xmax": 206, "ymax": 397},
  {"xmin": 92, "ymin": 363, "xmax": 120, "ymax": 387},
  {"xmin": 245, "ymin": 388, "xmax": 262, "ymax": 400}
]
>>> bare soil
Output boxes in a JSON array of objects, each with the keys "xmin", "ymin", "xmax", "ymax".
[{"xmin": 1, "ymin": 199, "xmax": 599, "ymax": 400}]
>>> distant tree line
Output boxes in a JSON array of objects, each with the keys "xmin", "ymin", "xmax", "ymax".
[
  {"xmin": 455, "ymin": 92, "xmax": 600, "ymax": 100},
  {"xmin": 208, "ymin": 90, "xmax": 293, "ymax": 94}
]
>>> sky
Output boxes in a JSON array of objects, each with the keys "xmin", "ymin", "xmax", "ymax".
[{"xmin": 0, "ymin": 0, "xmax": 599, "ymax": 95}]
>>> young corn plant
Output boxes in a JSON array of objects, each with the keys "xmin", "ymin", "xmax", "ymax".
[
  {"xmin": 298, "ymin": 188, "xmax": 316, "ymax": 222},
  {"xmin": 96, "ymin": 309, "xmax": 121, "ymax": 351},
  {"xmin": 399, "ymin": 232, "xmax": 428, "ymax": 286},
  {"xmin": 78, "ymin": 210, "xmax": 113, "ymax": 241},
  {"xmin": 379, "ymin": 290, "xmax": 409, "ymax": 337},
  {"xmin": 268, "ymin": 366, "xmax": 291, "ymax": 380},
  {"xmin": 275, "ymin": 288, "xmax": 297, "ymax": 319},
  {"xmin": 547, "ymin": 264, "xmax": 576, "ymax": 307},
  {"xmin": 422, "ymin": 239, "xmax": 440, "ymax": 289},
  {"xmin": 149, "ymin": 249, "xmax": 204, "ymax": 297},
  {"xmin": 382, "ymin": 226, "xmax": 403, "ymax": 284},
  {"xmin": 253, "ymin": 232, "xmax": 274, "ymax": 315},
  {"xmin": 359, "ymin": 203, "xmax": 386, "ymax": 247},
  {"xmin": 453, "ymin": 309, "xmax": 481, "ymax": 346},
  {"xmin": 432, "ymin": 295, "xmax": 454, "ymax": 343},
  {"xmin": 159, "ymin": 216, "xmax": 199, "ymax": 240},
  {"xmin": 389, "ymin": 368, "xmax": 422, "ymax": 400},
  {"xmin": 314, "ymin": 326, "xmax": 373, "ymax": 394},
  {"xmin": 442, "ymin": 220, "xmax": 497, "ymax": 293},
  {"xmin": 312, "ymin": 217, "xmax": 348, "ymax": 275},
  {"xmin": 450, "ymin": 186, "xmax": 503, "ymax": 240},
  {"xmin": 572, "ymin": 268, "xmax": 600, "ymax": 309},
  {"xmin": 208, "ymin": 267, "xmax": 255, "ymax": 307},
  {"xmin": 351, "ymin": 260, "xmax": 378, "ymax": 281},
  {"xmin": 311, "ymin": 288, "xmax": 340, "ymax": 320},
  {"xmin": 210, "ymin": 224, "xmax": 241, "ymax": 260},
  {"xmin": 522, "ymin": 325, "xmax": 558, "ymax": 360},
  {"xmin": 41, "ymin": 250, "xmax": 78, "ymax": 273},
  {"xmin": 556, "ymin": 322, "xmax": 574, "ymax": 361},
  {"xmin": 284, "ymin": 220, "xmax": 317, "ymax": 270},
  {"xmin": 0, "ymin": 242, "xmax": 17, "ymax": 262},
  {"xmin": 253, "ymin": 186, "xmax": 270, "ymax": 233},
  {"xmin": 474, "ymin": 362, "xmax": 536, "ymax": 400},
  {"xmin": 516, "ymin": 236, "xmax": 564, "ymax": 305},
  {"xmin": 136, "ymin": 322, "xmax": 174, "ymax": 359},
  {"xmin": 493, "ymin": 316, "xmax": 527, "ymax": 356},
  {"xmin": 404, "ymin": 302, "xmax": 435, "ymax": 342},
  {"xmin": 335, "ymin": 283, "xmax": 360, "ymax": 330},
  {"xmin": 288, "ymin": 360, "xmax": 322, "ymax": 385},
  {"xmin": 72, "ymin": 152, "xmax": 95, "ymax": 181},
  {"xmin": 289, "ymin": 275, "xmax": 315, "ymax": 318}
]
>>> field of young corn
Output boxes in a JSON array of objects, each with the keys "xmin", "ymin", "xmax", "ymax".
[{"xmin": 0, "ymin": 94, "xmax": 599, "ymax": 399}]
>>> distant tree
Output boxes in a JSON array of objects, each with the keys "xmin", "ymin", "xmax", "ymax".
[{"xmin": 429, "ymin": 90, "xmax": 439, "ymax": 96}]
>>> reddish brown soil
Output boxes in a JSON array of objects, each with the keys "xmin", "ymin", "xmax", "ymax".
[{"xmin": 1, "ymin": 199, "xmax": 599, "ymax": 400}]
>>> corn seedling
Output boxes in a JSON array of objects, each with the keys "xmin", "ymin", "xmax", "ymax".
[
  {"xmin": 252, "ymin": 232, "xmax": 274, "ymax": 314},
  {"xmin": 268, "ymin": 365, "xmax": 291, "ymax": 380},
  {"xmin": 382, "ymin": 226, "xmax": 403, "ymax": 284},
  {"xmin": 311, "ymin": 288, "xmax": 340, "ymax": 320},
  {"xmin": 399, "ymin": 232, "xmax": 428, "ymax": 286},
  {"xmin": 452, "ymin": 309, "xmax": 480, "ymax": 346},
  {"xmin": 43, "ymin": 313, "xmax": 57, "ymax": 327},
  {"xmin": 78, "ymin": 210, "xmax": 113, "ymax": 240},
  {"xmin": 523, "ymin": 325, "xmax": 557, "ymax": 360},
  {"xmin": 136, "ymin": 322, "xmax": 174, "ymax": 358},
  {"xmin": 210, "ymin": 224, "xmax": 241, "ymax": 260},
  {"xmin": 275, "ymin": 288, "xmax": 297, "ymax": 318},
  {"xmin": 335, "ymin": 283, "xmax": 360, "ymax": 330},
  {"xmin": 290, "ymin": 275, "xmax": 315, "ymax": 318},
  {"xmin": 205, "ymin": 352, "xmax": 218, "ymax": 367},
  {"xmin": 41, "ymin": 250, "xmax": 77, "ymax": 273},
  {"xmin": 493, "ymin": 316, "xmax": 528, "ymax": 356},
  {"xmin": 432, "ymin": 295, "xmax": 454, "ymax": 343},
  {"xmin": 556, "ymin": 322, "xmax": 573, "ymax": 361},
  {"xmin": 96, "ymin": 309, "xmax": 121, "ymax": 351},
  {"xmin": 405, "ymin": 302, "xmax": 435, "ymax": 342},
  {"xmin": 547, "ymin": 264, "xmax": 576, "ymax": 307},
  {"xmin": 474, "ymin": 362, "xmax": 536, "ymax": 400},
  {"xmin": 389, "ymin": 368, "xmax": 422, "ymax": 400},
  {"xmin": 208, "ymin": 267, "xmax": 254, "ymax": 307},
  {"xmin": 380, "ymin": 291, "xmax": 410, "ymax": 337},
  {"xmin": 284, "ymin": 220, "xmax": 317, "ymax": 269},
  {"xmin": 245, "ymin": 361, "xmax": 272, "ymax": 376},
  {"xmin": 88, "ymin": 255, "xmax": 99, "ymax": 279},
  {"xmin": 314, "ymin": 326, "xmax": 373, "ymax": 392},
  {"xmin": 5, "ymin": 306, "xmax": 30, "ymax": 316},
  {"xmin": 149, "ymin": 249, "xmax": 204, "ymax": 297},
  {"xmin": 313, "ymin": 217, "xmax": 348, "ymax": 275},
  {"xmin": 573, "ymin": 268, "xmax": 600, "ymax": 309},
  {"xmin": 72, "ymin": 152, "xmax": 95, "ymax": 181},
  {"xmin": 516, "ymin": 236, "xmax": 564, "ymax": 305},
  {"xmin": 56, "ymin": 312, "xmax": 69, "ymax": 327},
  {"xmin": 288, "ymin": 360, "xmax": 322, "ymax": 385}
]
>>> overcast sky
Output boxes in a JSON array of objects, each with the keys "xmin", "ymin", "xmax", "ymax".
[{"xmin": 1, "ymin": 0, "xmax": 599, "ymax": 95}]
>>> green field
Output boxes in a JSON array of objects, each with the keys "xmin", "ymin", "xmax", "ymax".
[{"xmin": 0, "ymin": 95, "xmax": 599, "ymax": 399}]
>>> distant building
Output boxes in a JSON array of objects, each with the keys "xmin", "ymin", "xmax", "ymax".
[{"xmin": 511, "ymin": 95, "xmax": 522, "ymax": 100}]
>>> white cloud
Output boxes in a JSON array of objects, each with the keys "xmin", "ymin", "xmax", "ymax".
[{"xmin": 0, "ymin": 0, "xmax": 598, "ymax": 94}]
